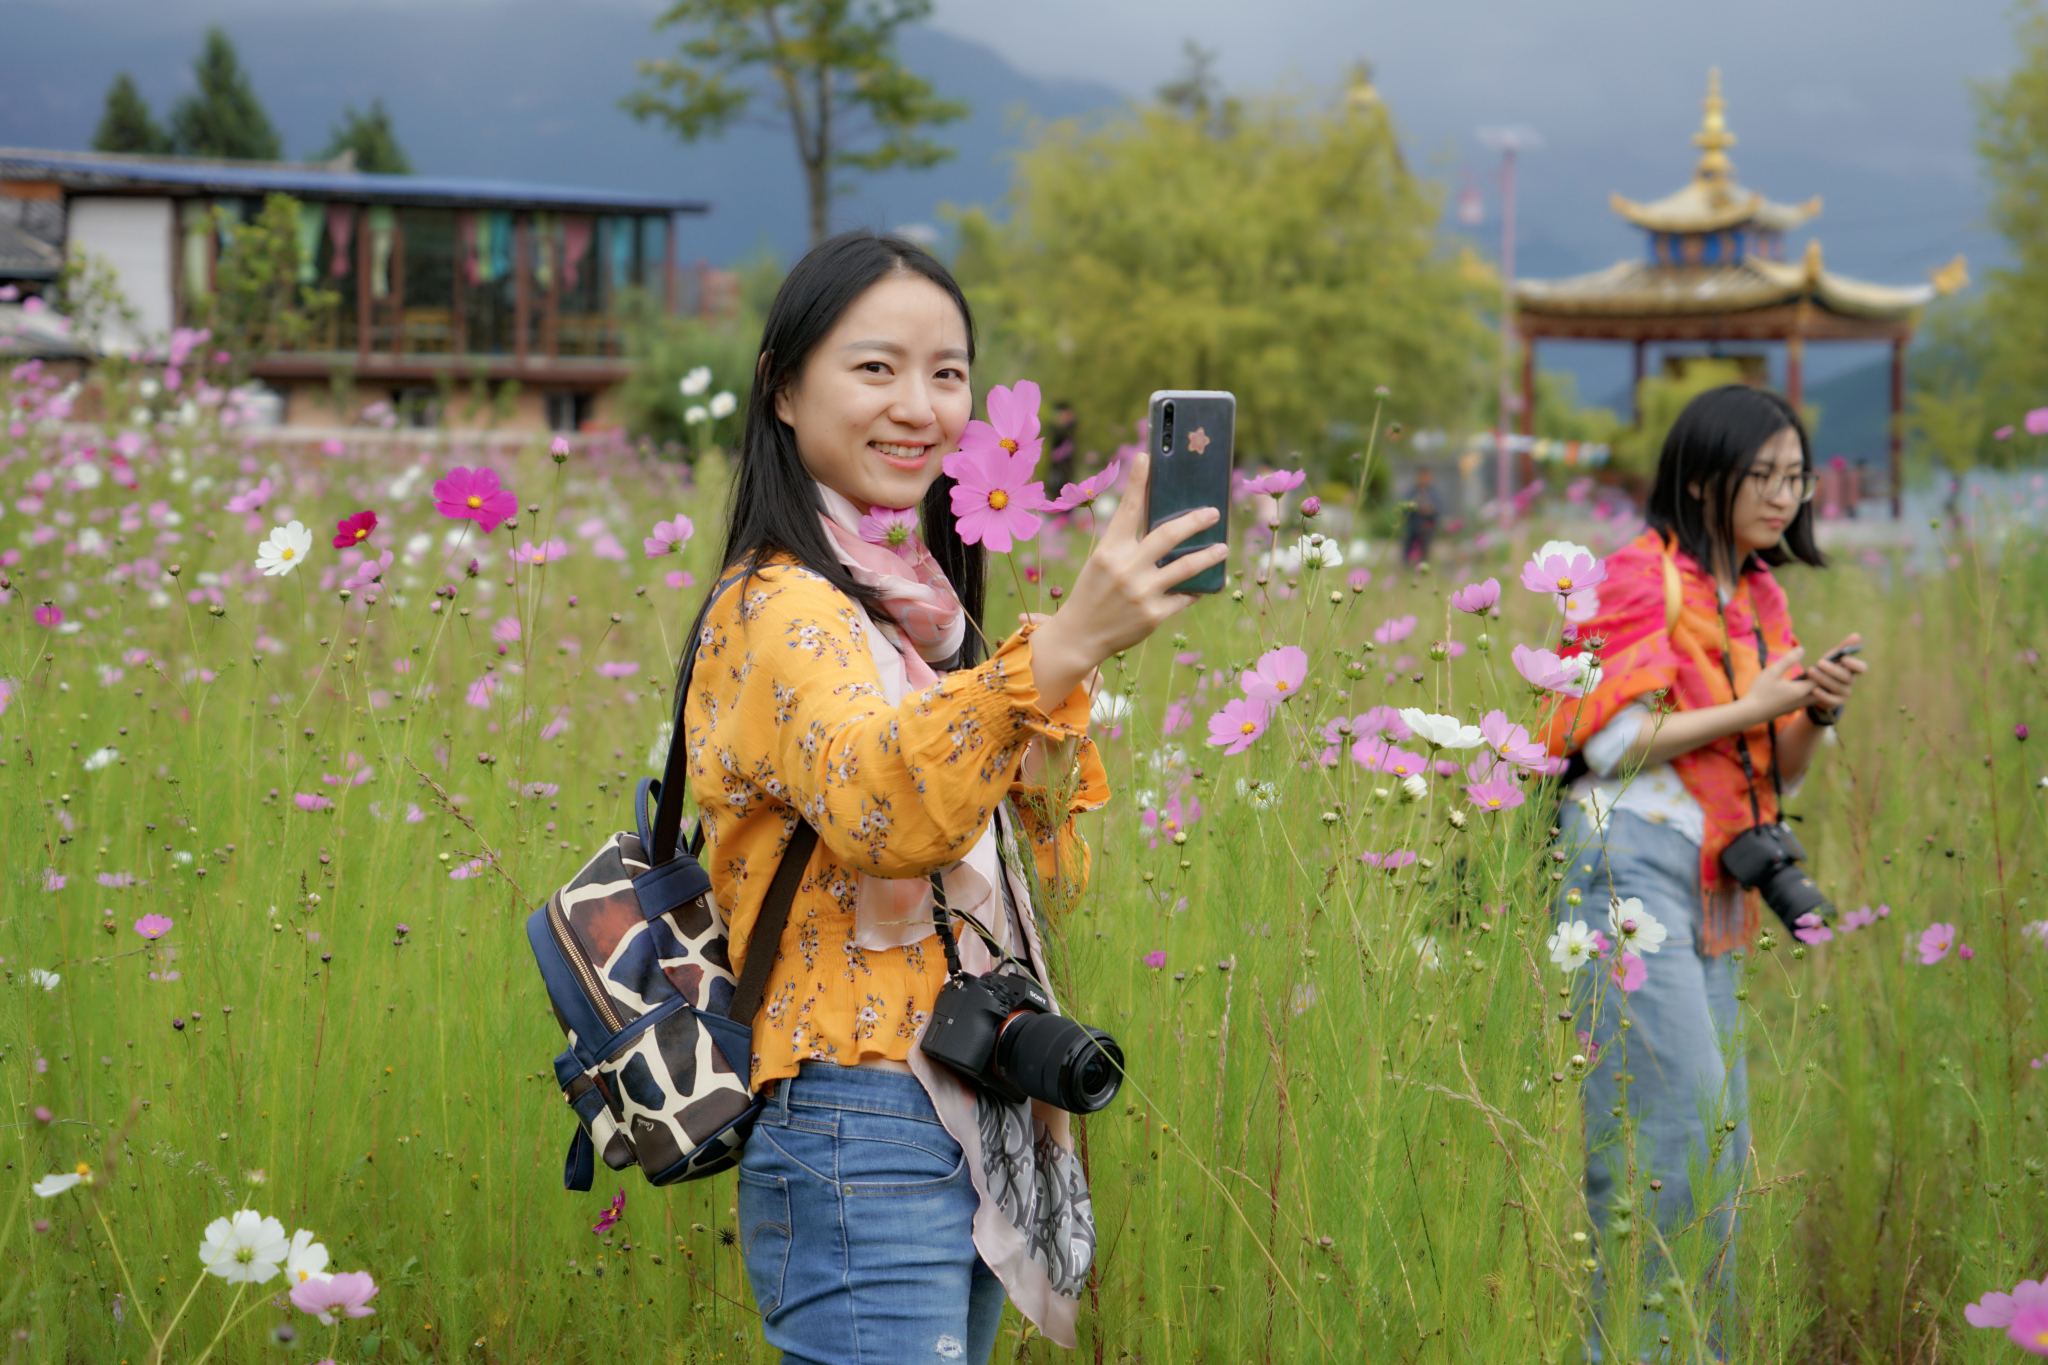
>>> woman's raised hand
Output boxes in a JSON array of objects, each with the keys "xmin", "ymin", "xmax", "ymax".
[
  {"xmin": 1025, "ymin": 450, "xmax": 1231, "ymax": 707},
  {"xmin": 1805, "ymin": 632, "xmax": 1868, "ymax": 713},
  {"xmin": 1743, "ymin": 646, "xmax": 1815, "ymax": 723}
]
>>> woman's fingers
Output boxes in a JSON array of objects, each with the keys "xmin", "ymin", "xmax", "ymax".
[
  {"xmin": 1136, "ymin": 505, "xmax": 1222, "ymax": 564},
  {"xmin": 1108, "ymin": 449, "xmax": 1151, "ymax": 542},
  {"xmin": 1154, "ymin": 540, "xmax": 1231, "ymax": 593}
]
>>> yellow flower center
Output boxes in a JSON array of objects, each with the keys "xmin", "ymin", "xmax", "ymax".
[
  {"xmin": 1274, "ymin": 679, "xmax": 1290, "ymax": 693},
  {"xmin": 532, "ymin": 553, "xmax": 546, "ymax": 564},
  {"xmin": 354, "ymin": 527, "xmax": 368, "ymax": 540},
  {"xmin": 988, "ymin": 490, "xmax": 1009, "ymax": 510},
  {"xmin": 74, "ymin": 1162, "xmax": 91, "ymax": 1177},
  {"xmin": 1486, "ymin": 797, "xmax": 1502, "ymax": 808},
  {"xmin": 280, "ymin": 547, "xmax": 294, "ymax": 560},
  {"xmin": 467, "ymin": 495, "xmax": 482, "ymax": 509},
  {"xmin": 1555, "ymin": 576, "xmax": 1573, "ymax": 591},
  {"xmin": 999, "ymin": 438, "xmax": 1018, "ymax": 453},
  {"xmin": 2035, "ymin": 1328, "xmax": 2048, "ymax": 1348},
  {"xmin": 1239, "ymin": 721, "xmax": 1257, "ymax": 735}
]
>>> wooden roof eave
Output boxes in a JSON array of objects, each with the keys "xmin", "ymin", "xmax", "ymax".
[{"xmin": 1514, "ymin": 303, "xmax": 1914, "ymax": 344}]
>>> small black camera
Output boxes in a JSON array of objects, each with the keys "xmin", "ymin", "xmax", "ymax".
[
  {"xmin": 1720, "ymin": 821, "xmax": 1833, "ymax": 931},
  {"xmin": 922, "ymin": 967, "xmax": 1125, "ymax": 1113}
]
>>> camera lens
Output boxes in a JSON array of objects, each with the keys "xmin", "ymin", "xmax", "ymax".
[
  {"xmin": 995, "ymin": 1014, "xmax": 1125, "ymax": 1113},
  {"xmin": 1160, "ymin": 402, "xmax": 1174, "ymax": 454},
  {"xmin": 1760, "ymin": 862, "xmax": 1832, "ymax": 930}
]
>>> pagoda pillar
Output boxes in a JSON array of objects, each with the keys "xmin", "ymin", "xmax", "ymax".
[
  {"xmin": 1631, "ymin": 340, "xmax": 1646, "ymax": 423},
  {"xmin": 1785, "ymin": 334, "xmax": 1805, "ymax": 410},
  {"xmin": 1519, "ymin": 337, "xmax": 1536, "ymax": 436}
]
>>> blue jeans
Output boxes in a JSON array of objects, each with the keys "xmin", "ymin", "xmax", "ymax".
[
  {"xmin": 1555, "ymin": 804, "xmax": 1749, "ymax": 1356},
  {"xmin": 737, "ymin": 1064, "xmax": 1007, "ymax": 1364}
]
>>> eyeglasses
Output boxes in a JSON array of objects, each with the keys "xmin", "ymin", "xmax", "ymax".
[{"xmin": 1743, "ymin": 467, "xmax": 1819, "ymax": 504}]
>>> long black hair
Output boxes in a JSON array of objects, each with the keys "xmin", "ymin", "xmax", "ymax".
[
  {"xmin": 685, "ymin": 230, "xmax": 987, "ymax": 680},
  {"xmin": 1644, "ymin": 383, "xmax": 1826, "ymax": 576}
]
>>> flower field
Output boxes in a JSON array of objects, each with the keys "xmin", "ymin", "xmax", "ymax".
[{"xmin": 3, "ymin": 355, "xmax": 2046, "ymax": 1364}]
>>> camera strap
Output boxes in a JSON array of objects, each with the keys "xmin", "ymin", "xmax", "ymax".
[
  {"xmin": 926, "ymin": 870, "xmax": 1016, "ymax": 981},
  {"xmin": 1714, "ymin": 591, "xmax": 1786, "ymax": 831}
]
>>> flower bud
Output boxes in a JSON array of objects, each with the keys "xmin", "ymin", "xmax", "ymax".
[
  {"xmin": 1400, "ymin": 774, "xmax": 1428, "ymax": 802},
  {"xmin": 550, "ymin": 436, "xmax": 570, "ymax": 464},
  {"xmin": 1427, "ymin": 640, "xmax": 1449, "ymax": 662},
  {"xmin": 1565, "ymin": 887, "xmax": 1582, "ymax": 907},
  {"xmin": 1446, "ymin": 809, "xmax": 1468, "ymax": 829},
  {"xmin": 1344, "ymin": 661, "xmax": 1368, "ymax": 680},
  {"xmin": 2018, "ymin": 723, "xmax": 2030, "ymax": 742},
  {"xmin": 1300, "ymin": 496, "xmax": 1322, "ymax": 518}
]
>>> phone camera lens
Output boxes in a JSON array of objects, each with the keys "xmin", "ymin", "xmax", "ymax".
[{"xmin": 1160, "ymin": 402, "xmax": 1174, "ymax": 454}]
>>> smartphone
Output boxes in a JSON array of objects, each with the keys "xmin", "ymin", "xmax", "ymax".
[
  {"xmin": 1821, "ymin": 644, "xmax": 1863, "ymax": 665},
  {"xmin": 1144, "ymin": 390, "xmax": 1233, "ymax": 595}
]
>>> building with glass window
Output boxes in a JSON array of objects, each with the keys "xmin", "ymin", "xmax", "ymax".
[{"xmin": 0, "ymin": 146, "xmax": 709, "ymax": 432}]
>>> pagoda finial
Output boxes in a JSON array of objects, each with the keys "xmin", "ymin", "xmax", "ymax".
[{"xmin": 1692, "ymin": 68, "xmax": 1737, "ymax": 192}]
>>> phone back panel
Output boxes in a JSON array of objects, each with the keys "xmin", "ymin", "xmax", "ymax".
[{"xmin": 1145, "ymin": 390, "xmax": 1233, "ymax": 595}]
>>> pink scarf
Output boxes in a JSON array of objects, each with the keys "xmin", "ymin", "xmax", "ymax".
[{"xmin": 814, "ymin": 485, "xmax": 965, "ymax": 687}]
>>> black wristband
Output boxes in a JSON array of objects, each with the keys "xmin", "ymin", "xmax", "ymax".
[{"xmin": 1805, "ymin": 703, "xmax": 1840, "ymax": 728}]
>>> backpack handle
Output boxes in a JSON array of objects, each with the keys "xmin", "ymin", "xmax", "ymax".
[{"xmin": 647, "ymin": 573, "xmax": 745, "ymax": 868}]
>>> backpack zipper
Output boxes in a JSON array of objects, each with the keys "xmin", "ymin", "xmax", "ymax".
[{"xmin": 548, "ymin": 896, "xmax": 627, "ymax": 1035}]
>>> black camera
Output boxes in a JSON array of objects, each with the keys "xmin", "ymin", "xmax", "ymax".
[
  {"xmin": 1720, "ymin": 821, "xmax": 1833, "ymax": 932},
  {"xmin": 922, "ymin": 967, "xmax": 1125, "ymax": 1113}
]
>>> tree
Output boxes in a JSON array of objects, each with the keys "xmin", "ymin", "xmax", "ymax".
[
  {"xmin": 168, "ymin": 26, "xmax": 282, "ymax": 161},
  {"xmin": 92, "ymin": 73, "xmax": 170, "ymax": 155},
  {"xmin": 623, "ymin": 0, "xmax": 968, "ymax": 248},
  {"xmin": 204, "ymin": 194, "xmax": 341, "ymax": 383},
  {"xmin": 951, "ymin": 84, "xmax": 1491, "ymax": 474},
  {"xmin": 316, "ymin": 98, "xmax": 414, "ymax": 174}
]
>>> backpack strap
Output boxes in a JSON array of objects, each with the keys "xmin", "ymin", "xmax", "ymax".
[
  {"xmin": 727, "ymin": 822, "xmax": 818, "ymax": 1025},
  {"xmin": 647, "ymin": 572, "xmax": 746, "ymax": 868}
]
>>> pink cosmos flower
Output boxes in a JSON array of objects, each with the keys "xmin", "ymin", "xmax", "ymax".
[
  {"xmin": 1356, "ymin": 705, "xmax": 1414, "ymax": 743},
  {"xmin": 1143, "ymin": 950, "xmax": 1166, "ymax": 970},
  {"xmin": 643, "ymin": 515, "xmax": 694, "ymax": 558},
  {"xmin": 1995, "ymin": 425, "xmax": 2017, "ymax": 441},
  {"xmin": 294, "ymin": 794, "xmax": 333, "ymax": 812},
  {"xmin": 1140, "ymin": 791, "xmax": 1203, "ymax": 847},
  {"xmin": 1240, "ymin": 645, "xmax": 1308, "ymax": 705},
  {"xmin": 449, "ymin": 858, "xmax": 486, "ymax": 880},
  {"xmin": 592, "ymin": 1188, "xmax": 626, "ymax": 1235},
  {"xmin": 466, "ymin": 674, "xmax": 500, "ymax": 708},
  {"xmin": 1840, "ymin": 905, "xmax": 1879, "ymax": 932},
  {"xmin": 290, "ymin": 1270, "xmax": 379, "ymax": 1325},
  {"xmin": 1968, "ymin": 1278, "xmax": 2048, "ymax": 1329},
  {"xmin": 2028, "ymin": 409, "xmax": 2048, "ymax": 438},
  {"xmin": 134, "ymin": 914, "xmax": 173, "ymax": 939},
  {"xmin": 513, "ymin": 538, "xmax": 570, "ymax": 566},
  {"xmin": 1359, "ymin": 849, "xmax": 1418, "ymax": 870},
  {"xmin": 857, "ymin": 505, "xmax": 919, "ymax": 556},
  {"xmin": 1576, "ymin": 1029, "xmax": 1601, "ymax": 1064},
  {"xmin": 1466, "ymin": 776, "xmax": 1525, "ymax": 812},
  {"xmin": 1609, "ymin": 950, "xmax": 1647, "ymax": 993},
  {"xmin": 956, "ymin": 380, "xmax": 1045, "ymax": 467},
  {"xmin": 1373, "ymin": 614, "xmax": 1417, "ymax": 645},
  {"xmin": 432, "ymin": 466, "xmax": 517, "ymax": 532},
  {"xmin": 1045, "ymin": 459, "xmax": 1124, "ymax": 514},
  {"xmin": 1347, "ymin": 568, "xmax": 1371, "ymax": 593},
  {"xmin": 344, "ymin": 550, "xmax": 393, "ymax": 593},
  {"xmin": 1519, "ymin": 540, "xmax": 1607, "ymax": 599},
  {"xmin": 42, "ymin": 869, "xmax": 65, "ymax": 891},
  {"xmin": 666, "ymin": 570, "xmax": 695, "ymax": 590},
  {"xmin": 1793, "ymin": 912, "xmax": 1834, "ymax": 945},
  {"xmin": 540, "ymin": 707, "xmax": 570, "ymax": 742},
  {"xmin": 1450, "ymin": 578, "xmax": 1500, "ymax": 614},
  {"xmin": 1561, "ymin": 587, "xmax": 1601, "ymax": 624},
  {"xmin": 33, "ymin": 604, "xmax": 63, "ymax": 629},
  {"xmin": 943, "ymin": 441, "xmax": 1046, "ymax": 554},
  {"xmin": 224, "ymin": 477, "xmax": 273, "ymax": 514},
  {"xmin": 1239, "ymin": 468, "xmax": 1307, "ymax": 499},
  {"xmin": 332, "ymin": 510, "xmax": 377, "ymax": 550},
  {"xmin": 1206, "ymin": 697, "xmax": 1274, "ymax": 755},
  {"xmin": 1959, "ymin": 943, "xmax": 1976, "ymax": 960},
  {"xmin": 1512, "ymin": 644, "xmax": 1599, "ymax": 697},
  {"xmin": 519, "ymin": 781, "xmax": 559, "ymax": 799},
  {"xmin": 2009, "ymin": 1305, "xmax": 2048, "ymax": 1356},
  {"xmin": 1478, "ymin": 711, "xmax": 1549, "ymax": 769},
  {"xmin": 491, "ymin": 616, "xmax": 522, "ymax": 645},
  {"xmin": 597, "ymin": 661, "xmax": 638, "ymax": 679},
  {"xmin": 98, "ymin": 872, "xmax": 137, "ymax": 888},
  {"xmin": 1352, "ymin": 737, "xmax": 1429, "ymax": 778},
  {"xmin": 1163, "ymin": 698, "xmax": 1193, "ymax": 736},
  {"xmin": 1917, "ymin": 922, "xmax": 1956, "ymax": 964}
]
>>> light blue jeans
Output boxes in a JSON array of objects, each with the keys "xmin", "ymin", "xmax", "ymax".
[
  {"xmin": 737, "ymin": 1064, "xmax": 1007, "ymax": 1364},
  {"xmin": 1554, "ymin": 803, "xmax": 1749, "ymax": 1357}
]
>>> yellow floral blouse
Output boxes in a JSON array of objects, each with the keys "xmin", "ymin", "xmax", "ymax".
[{"xmin": 683, "ymin": 558, "xmax": 1109, "ymax": 1093}]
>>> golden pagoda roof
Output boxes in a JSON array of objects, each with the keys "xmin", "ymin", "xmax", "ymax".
[
  {"xmin": 1609, "ymin": 69, "xmax": 1821, "ymax": 235},
  {"xmin": 1515, "ymin": 243, "xmax": 1968, "ymax": 323}
]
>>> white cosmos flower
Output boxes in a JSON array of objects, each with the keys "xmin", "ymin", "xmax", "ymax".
[
  {"xmin": 1413, "ymin": 935, "xmax": 1442, "ymax": 971},
  {"xmin": 1536, "ymin": 538, "xmax": 1595, "ymax": 564},
  {"xmin": 1399, "ymin": 774, "xmax": 1429, "ymax": 802},
  {"xmin": 1295, "ymin": 533, "xmax": 1342, "ymax": 570},
  {"xmin": 683, "ymin": 405, "xmax": 709, "ymax": 426},
  {"xmin": 1091, "ymin": 692, "xmax": 1131, "ymax": 728},
  {"xmin": 1547, "ymin": 920, "xmax": 1599, "ymax": 974},
  {"xmin": 282, "ymin": 1229, "xmax": 331, "ymax": 1285},
  {"xmin": 679, "ymin": 366, "xmax": 712, "ymax": 397},
  {"xmin": 28, "ymin": 968, "xmax": 60, "ymax": 991},
  {"xmin": 33, "ymin": 1168, "xmax": 88, "ymax": 1197},
  {"xmin": 198, "ymin": 1209, "xmax": 291, "ymax": 1284},
  {"xmin": 1398, "ymin": 708, "xmax": 1484, "ymax": 750},
  {"xmin": 707, "ymin": 390, "xmax": 737, "ymax": 420},
  {"xmin": 254, "ymin": 521, "xmax": 313, "ymax": 578},
  {"xmin": 1236, "ymin": 779, "xmax": 1279, "ymax": 811},
  {"xmin": 1608, "ymin": 897, "xmax": 1668, "ymax": 955},
  {"xmin": 83, "ymin": 746, "xmax": 120, "ymax": 771}
]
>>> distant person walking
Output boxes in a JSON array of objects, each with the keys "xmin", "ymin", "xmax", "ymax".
[{"xmin": 1400, "ymin": 467, "xmax": 1439, "ymax": 564}]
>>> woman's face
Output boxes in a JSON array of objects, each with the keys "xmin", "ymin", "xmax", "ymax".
[
  {"xmin": 774, "ymin": 271, "xmax": 972, "ymax": 513},
  {"xmin": 1727, "ymin": 426, "xmax": 1807, "ymax": 557}
]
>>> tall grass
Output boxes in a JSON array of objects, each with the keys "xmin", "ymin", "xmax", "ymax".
[{"xmin": 1, "ymin": 362, "xmax": 2042, "ymax": 1363}]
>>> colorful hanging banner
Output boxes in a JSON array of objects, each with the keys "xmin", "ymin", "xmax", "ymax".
[
  {"xmin": 325, "ymin": 204, "xmax": 355, "ymax": 279},
  {"xmin": 294, "ymin": 202, "xmax": 324, "ymax": 286},
  {"xmin": 368, "ymin": 206, "xmax": 395, "ymax": 300}
]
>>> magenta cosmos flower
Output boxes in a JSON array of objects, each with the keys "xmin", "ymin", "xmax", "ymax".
[
  {"xmin": 643, "ymin": 515, "xmax": 693, "ymax": 558},
  {"xmin": 332, "ymin": 510, "xmax": 377, "ymax": 550},
  {"xmin": 134, "ymin": 913, "xmax": 174, "ymax": 939},
  {"xmin": 1240, "ymin": 645, "xmax": 1307, "ymax": 705},
  {"xmin": 957, "ymin": 380, "xmax": 1045, "ymax": 466},
  {"xmin": 293, "ymin": 794, "xmax": 333, "ymax": 812},
  {"xmin": 1143, "ymin": 949, "xmax": 1166, "ymax": 970},
  {"xmin": 1351, "ymin": 737, "xmax": 1428, "ymax": 779},
  {"xmin": 1046, "ymin": 459, "xmax": 1124, "ymax": 514},
  {"xmin": 224, "ymin": 477, "xmax": 272, "ymax": 514},
  {"xmin": 2009, "ymin": 1305, "xmax": 2048, "ymax": 1357},
  {"xmin": 290, "ymin": 1270, "xmax": 379, "ymax": 1325},
  {"xmin": 1373, "ymin": 614, "xmax": 1417, "ymax": 645},
  {"xmin": 1968, "ymin": 1278, "xmax": 2048, "ymax": 1330},
  {"xmin": 592, "ymin": 1187, "xmax": 626, "ymax": 1234},
  {"xmin": 1239, "ymin": 468, "xmax": 1307, "ymax": 499},
  {"xmin": 432, "ymin": 466, "xmax": 517, "ymax": 533},
  {"xmin": 1607, "ymin": 950, "xmax": 1647, "ymax": 993},
  {"xmin": 1917, "ymin": 922, "xmax": 1956, "ymax": 964},
  {"xmin": 943, "ymin": 442, "xmax": 1046, "ymax": 553},
  {"xmin": 1206, "ymin": 697, "xmax": 1273, "ymax": 755},
  {"xmin": 857, "ymin": 505, "xmax": 918, "ymax": 557},
  {"xmin": 1518, "ymin": 540, "xmax": 1607, "ymax": 599},
  {"xmin": 1141, "ymin": 791, "xmax": 1202, "ymax": 846},
  {"xmin": 33, "ymin": 604, "xmax": 63, "ymax": 629},
  {"xmin": 2028, "ymin": 408, "xmax": 2048, "ymax": 437},
  {"xmin": 1512, "ymin": 644, "xmax": 1600, "ymax": 697},
  {"xmin": 1450, "ymin": 578, "xmax": 1500, "ymax": 614}
]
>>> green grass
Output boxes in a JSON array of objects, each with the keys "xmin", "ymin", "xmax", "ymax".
[{"xmin": 1, "ymin": 373, "xmax": 2043, "ymax": 1363}]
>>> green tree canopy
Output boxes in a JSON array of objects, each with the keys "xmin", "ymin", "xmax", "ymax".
[
  {"xmin": 168, "ymin": 26, "xmax": 282, "ymax": 161},
  {"xmin": 317, "ymin": 98, "xmax": 414, "ymax": 174},
  {"xmin": 623, "ymin": 0, "xmax": 967, "ymax": 247},
  {"xmin": 92, "ymin": 72, "xmax": 171, "ymax": 155},
  {"xmin": 951, "ymin": 82, "xmax": 1491, "ymax": 474}
]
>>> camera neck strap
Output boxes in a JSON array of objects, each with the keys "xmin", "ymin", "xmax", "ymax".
[
  {"xmin": 1714, "ymin": 593, "xmax": 1785, "ymax": 831},
  {"xmin": 926, "ymin": 869, "xmax": 1018, "ymax": 981}
]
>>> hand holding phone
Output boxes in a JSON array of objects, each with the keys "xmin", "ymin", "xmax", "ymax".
[
  {"xmin": 1143, "ymin": 390, "xmax": 1233, "ymax": 594},
  {"xmin": 1806, "ymin": 634, "xmax": 1867, "ymax": 724}
]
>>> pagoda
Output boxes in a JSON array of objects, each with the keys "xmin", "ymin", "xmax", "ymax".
[{"xmin": 1511, "ymin": 70, "xmax": 1968, "ymax": 516}]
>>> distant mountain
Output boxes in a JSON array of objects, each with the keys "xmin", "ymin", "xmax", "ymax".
[{"xmin": 1, "ymin": 0, "xmax": 1122, "ymax": 265}]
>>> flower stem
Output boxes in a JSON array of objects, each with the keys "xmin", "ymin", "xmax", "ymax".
[{"xmin": 186, "ymin": 1281, "xmax": 248, "ymax": 1365}]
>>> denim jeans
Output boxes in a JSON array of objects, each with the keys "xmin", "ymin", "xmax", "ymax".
[
  {"xmin": 1554, "ymin": 803, "xmax": 1749, "ymax": 1357},
  {"xmin": 737, "ymin": 1064, "xmax": 1007, "ymax": 1364}
]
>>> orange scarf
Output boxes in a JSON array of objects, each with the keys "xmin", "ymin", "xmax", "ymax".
[{"xmin": 1542, "ymin": 529, "xmax": 1802, "ymax": 954}]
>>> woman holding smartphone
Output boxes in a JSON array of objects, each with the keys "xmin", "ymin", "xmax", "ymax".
[
  {"xmin": 679, "ymin": 231, "xmax": 1227, "ymax": 1364},
  {"xmin": 1543, "ymin": 385, "xmax": 1868, "ymax": 1349}
]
